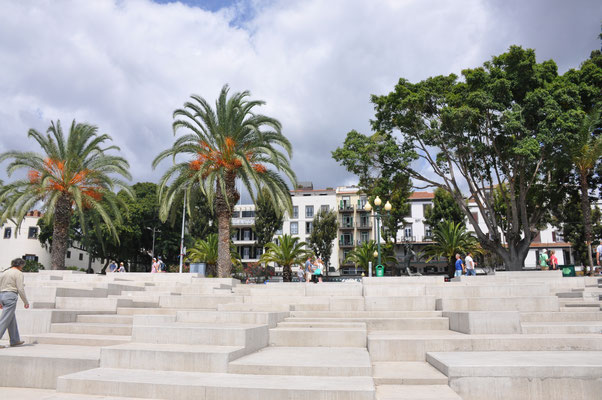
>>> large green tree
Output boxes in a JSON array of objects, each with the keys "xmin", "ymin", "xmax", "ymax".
[
  {"xmin": 308, "ymin": 209, "xmax": 338, "ymax": 274},
  {"xmin": 254, "ymin": 186, "xmax": 284, "ymax": 251},
  {"xmin": 260, "ymin": 234, "xmax": 312, "ymax": 282},
  {"xmin": 332, "ymin": 131, "xmax": 411, "ymax": 242},
  {"xmin": 0, "ymin": 120, "xmax": 132, "ymax": 270},
  {"xmin": 153, "ymin": 85, "xmax": 296, "ymax": 278},
  {"xmin": 424, "ymin": 187, "xmax": 465, "ymax": 231},
  {"xmin": 371, "ymin": 46, "xmax": 597, "ymax": 270}
]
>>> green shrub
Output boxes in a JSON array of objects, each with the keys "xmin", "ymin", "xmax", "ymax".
[{"xmin": 23, "ymin": 260, "xmax": 45, "ymax": 272}]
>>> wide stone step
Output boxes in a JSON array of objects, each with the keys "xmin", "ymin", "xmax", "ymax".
[
  {"xmin": 228, "ymin": 346, "xmax": 372, "ymax": 376},
  {"xmin": 76, "ymin": 314, "xmax": 134, "ymax": 324},
  {"xmin": 51, "ymin": 323, "xmax": 133, "ymax": 336},
  {"xmin": 131, "ymin": 323, "xmax": 268, "ymax": 350},
  {"xmin": 428, "ymin": 284, "xmax": 551, "ymax": 298},
  {"xmin": 521, "ymin": 321, "xmax": 602, "ymax": 334},
  {"xmin": 55, "ymin": 297, "xmax": 133, "ymax": 311},
  {"xmin": 0, "ymin": 344, "xmax": 99, "ymax": 389},
  {"xmin": 269, "ymin": 326, "xmax": 366, "ymax": 347},
  {"xmin": 436, "ymin": 296, "xmax": 559, "ymax": 312},
  {"xmin": 426, "ymin": 351, "xmax": 602, "ymax": 400},
  {"xmin": 365, "ymin": 296, "xmax": 436, "ymax": 311},
  {"xmin": 376, "ymin": 384, "xmax": 462, "ymax": 399},
  {"xmin": 159, "ymin": 295, "xmax": 243, "ymax": 309},
  {"xmin": 368, "ymin": 331, "xmax": 602, "ymax": 361},
  {"xmin": 117, "ymin": 307, "xmax": 179, "ymax": 315},
  {"xmin": 176, "ymin": 310, "xmax": 288, "ymax": 328},
  {"xmin": 56, "ymin": 368, "xmax": 375, "ymax": 400},
  {"xmin": 218, "ymin": 303, "xmax": 290, "ymax": 312},
  {"xmin": 372, "ymin": 362, "xmax": 448, "ymax": 385},
  {"xmin": 287, "ymin": 317, "xmax": 449, "ymax": 331},
  {"xmin": 0, "ymin": 387, "xmax": 153, "ymax": 400},
  {"xmin": 101, "ymin": 343, "xmax": 247, "ymax": 372},
  {"xmin": 520, "ymin": 311, "xmax": 602, "ymax": 322},
  {"xmin": 26, "ymin": 333, "xmax": 131, "ymax": 347},
  {"xmin": 290, "ymin": 310, "xmax": 443, "ymax": 318},
  {"xmin": 278, "ymin": 321, "xmax": 367, "ymax": 329}
]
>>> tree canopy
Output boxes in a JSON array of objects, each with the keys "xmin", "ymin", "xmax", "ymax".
[
  {"xmin": 254, "ymin": 186, "xmax": 284, "ymax": 250},
  {"xmin": 308, "ymin": 208, "xmax": 338, "ymax": 272},
  {"xmin": 424, "ymin": 187, "xmax": 465, "ymax": 230}
]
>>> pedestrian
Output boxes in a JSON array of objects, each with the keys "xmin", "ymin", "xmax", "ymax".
[
  {"xmin": 465, "ymin": 252, "xmax": 476, "ymax": 276},
  {"xmin": 539, "ymin": 249, "xmax": 549, "ymax": 270},
  {"xmin": 108, "ymin": 260, "xmax": 117, "ymax": 273},
  {"xmin": 304, "ymin": 257, "xmax": 313, "ymax": 283},
  {"xmin": 454, "ymin": 254, "xmax": 464, "ymax": 278},
  {"xmin": 315, "ymin": 258, "xmax": 324, "ymax": 283},
  {"xmin": 118, "ymin": 262, "xmax": 126, "ymax": 273},
  {"xmin": 158, "ymin": 257, "xmax": 168, "ymax": 273},
  {"xmin": 151, "ymin": 258, "xmax": 159, "ymax": 273},
  {"xmin": 0, "ymin": 258, "xmax": 29, "ymax": 348},
  {"xmin": 596, "ymin": 241, "xmax": 602, "ymax": 275},
  {"xmin": 296, "ymin": 265, "xmax": 305, "ymax": 282},
  {"xmin": 549, "ymin": 250, "xmax": 558, "ymax": 270}
]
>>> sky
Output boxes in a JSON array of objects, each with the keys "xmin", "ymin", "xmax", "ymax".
[{"xmin": 0, "ymin": 0, "xmax": 600, "ymax": 198}]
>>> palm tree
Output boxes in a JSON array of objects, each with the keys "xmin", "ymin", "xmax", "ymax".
[
  {"xmin": 0, "ymin": 120, "xmax": 132, "ymax": 270},
  {"xmin": 571, "ymin": 108, "xmax": 602, "ymax": 276},
  {"xmin": 186, "ymin": 233, "xmax": 241, "ymax": 276},
  {"xmin": 344, "ymin": 240, "xmax": 397, "ymax": 275},
  {"xmin": 424, "ymin": 221, "xmax": 481, "ymax": 277},
  {"xmin": 260, "ymin": 234, "xmax": 312, "ymax": 282},
  {"xmin": 153, "ymin": 85, "xmax": 295, "ymax": 278}
]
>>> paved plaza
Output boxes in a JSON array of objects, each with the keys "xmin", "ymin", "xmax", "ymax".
[{"xmin": 0, "ymin": 270, "xmax": 601, "ymax": 399}]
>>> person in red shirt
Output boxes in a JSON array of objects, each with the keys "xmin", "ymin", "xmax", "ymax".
[{"xmin": 549, "ymin": 250, "xmax": 558, "ymax": 270}]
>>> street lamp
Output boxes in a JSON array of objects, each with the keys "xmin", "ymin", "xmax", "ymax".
[{"xmin": 364, "ymin": 196, "xmax": 392, "ymax": 268}]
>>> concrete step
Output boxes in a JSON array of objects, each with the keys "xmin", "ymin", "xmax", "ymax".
[
  {"xmin": 521, "ymin": 321, "xmax": 602, "ymax": 334},
  {"xmin": 368, "ymin": 331, "xmax": 602, "ymax": 361},
  {"xmin": 376, "ymin": 384, "xmax": 462, "ymax": 400},
  {"xmin": 117, "ymin": 307, "xmax": 179, "ymax": 315},
  {"xmin": 269, "ymin": 326, "xmax": 366, "ymax": 347},
  {"xmin": 372, "ymin": 362, "xmax": 448, "ymax": 385},
  {"xmin": 56, "ymin": 367, "xmax": 375, "ymax": 399},
  {"xmin": 427, "ymin": 351, "xmax": 602, "ymax": 400},
  {"xmin": 218, "ymin": 303, "xmax": 290, "ymax": 312},
  {"xmin": 228, "ymin": 346, "xmax": 372, "ymax": 376},
  {"xmin": 0, "ymin": 344, "xmax": 99, "ymax": 389},
  {"xmin": 26, "ymin": 333, "xmax": 131, "ymax": 347},
  {"xmin": 277, "ymin": 321, "xmax": 367, "ymax": 329},
  {"xmin": 436, "ymin": 296, "xmax": 559, "ymax": 312},
  {"xmin": 287, "ymin": 317, "xmax": 449, "ymax": 331},
  {"xmin": 101, "ymin": 343, "xmax": 247, "ymax": 372},
  {"xmin": 51, "ymin": 323, "xmax": 133, "ymax": 336},
  {"xmin": 365, "ymin": 296, "xmax": 436, "ymax": 311},
  {"xmin": 290, "ymin": 310, "xmax": 443, "ymax": 318},
  {"xmin": 159, "ymin": 295, "xmax": 243, "ymax": 309},
  {"xmin": 176, "ymin": 310, "xmax": 288, "ymax": 328},
  {"xmin": 520, "ymin": 311, "xmax": 602, "ymax": 322},
  {"xmin": 55, "ymin": 297, "xmax": 133, "ymax": 311},
  {"xmin": 0, "ymin": 387, "xmax": 154, "ymax": 400},
  {"xmin": 131, "ymin": 323, "xmax": 268, "ymax": 350},
  {"xmin": 76, "ymin": 314, "xmax": 134, "ymax": 324}
]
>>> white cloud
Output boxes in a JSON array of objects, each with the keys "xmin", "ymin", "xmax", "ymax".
[{"xmin": 0, "ymin": 0, "xmax": 600, "ymax": 191}]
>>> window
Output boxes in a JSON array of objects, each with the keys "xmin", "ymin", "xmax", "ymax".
[
  {"xmin": 66, "ymin": 251, "xmax": 71, "ymax": 259},
  {"xmin": 306, "ymin": 221, "xmax": 313, "ymax": 235},
  {"xmin": 3, "ymin": 227, "xmax": 11, "ymax": 239},
  {"xmin": 23, "ymin": 254, "xmax": 38, "ymax": 261},
  {"xmin": 292, "ymin": 206, "xmax": 299, "ymax": 219},
  {"xmin": 241, "ymin": 210, "xmax": 255, "ymax": 218},
  {"xmin": 28, "ymin": 227, "xmax": 38, "ymax": 239},
  {"xmin": 243, "ymin": 229, "xmax": 251, "ymax": 241},
  {"xmin": 359, "ymin": 197, "xmax": 367, "ymax": 209},
  {"xmin": 425, "ymin": 225, "xmax": 432, "ymax": 238},
  {"xmin": 305, "ymin": 205, "xmax": 314, "ymax": 218},
  {"xmin": 231, "ymin": 211, "xmax": 240, "ymax": 218},
  {"xmin": 360, "ymin": 231, "xmax": 369, "ymax": 243},
  {"xmin": 320, "ymin": 205, "xmax": 329, "ymax": 214},
  {"xmin": 404, "ymin": 226, "xmax": 413, "ymax": 238},
  {"xmin": 290, "ymin": 222, "xmax": 298, "ymax": 235},
  {"xmin": 243, "ymin": 247, "xmax": 250, "ymax": 259},
  {"xmin": 79, "ymin": 253, "xmax": 84, "ymax": 261}
]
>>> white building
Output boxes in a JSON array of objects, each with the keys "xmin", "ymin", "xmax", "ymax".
[{"xmin": 0, "ymin": 211, "xmax": 104, "ymax": 272}]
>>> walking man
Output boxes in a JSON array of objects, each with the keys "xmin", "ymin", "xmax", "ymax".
[
  {"xmin": 465, "ymin": 252, "xmax": 476, "ymax": 276},
  {"xmin": 0, "ymin": 258, "xmax": 30, "ymax": 348},
  {"xmin": 454, "ymin": 254, "xmax": 464, "ymax": 278}
]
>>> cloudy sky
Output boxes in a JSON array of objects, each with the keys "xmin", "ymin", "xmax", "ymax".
[{"xmin": 0, "ymin": 0, "xmax": 600, "ymax": 198}]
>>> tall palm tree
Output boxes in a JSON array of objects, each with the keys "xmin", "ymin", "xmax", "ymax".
[
  {"xmin": 186, "ymin": 233, "xmax": 241, "ymax": 276},
  {"xmin": 344, "ymin": 240, "xmax": 397, "ymax": 275},
  {"xmin": 153, "ymin": 85, "xmax": 295, "ymax": 278},
  {"xmin": 260, "ymin": 234, "xmax": 312, "ymax": 282},
  {"xmin": 571, "ymin": 107, "xmax": 602, "ymax": 276},
  {"xmin": 0, "ymin": 120, "xmax": 132, "ymax": 270},
  {"xmin": 424, "ymin": 221, "xmax": 481, "ymax": 277}
]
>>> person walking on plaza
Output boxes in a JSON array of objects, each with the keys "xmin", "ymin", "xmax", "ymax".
[
  {"xmin": 596, "ymin": 242, "xmax": 602, "ymax": 275},
  {"xmin": 108, "ymin": 260, "xmax": 117, "ymax": 273},
  {"xmin": 465, "ymin": 252, "xmax": 476, "ymax": 276},
  {"xmin": 549, "ymin": 250, "xmax": 558, "ymax": 270},
  {"xmin": 0, "ymin": 258, "xmax": 29, "ymax": 348},
  {"xmin": 304, "ymin": 257, "xmax": 313, "ymax": 283},
  {"xmin": 539, "ymin": 249, "xmax": 549, "ymax": 270},
  {"xmin": 312, "ymin": 258, "xmax": 323, "ymax": 283},
  {"xmin": 151, "ymin": 258, "xmax": 159, "ymax": 273},
  {"xmin": 296, "ymin": 265, "xmax": 305, "ymax": 282},
  {"xmin": 118, "ymin": 262, "xmax": 126, "ymax": 272},
  {"xmin": 454, "ymin": 254, "xmax": 464, "ymax": 278}
]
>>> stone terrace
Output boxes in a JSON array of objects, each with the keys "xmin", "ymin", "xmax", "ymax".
[{"xmin": 0, "ymin": 270, "xmax": 601, "ymax": 399}]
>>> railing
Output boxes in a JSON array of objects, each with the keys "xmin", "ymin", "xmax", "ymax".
[
  {"xmin": 339, "ymin": 221, "xmax": 354, "ymax": 229},
  {"xmin": 339, "ymin": 204, "xmax": 354, "ymax": 212},
  {"xmin": 340, "ymin": 258, "xmax": 354, "ymax": 266},
  {"xmin": 232, "ymin": 218, "xmax": 255, "ymax": 226},
  {"xmin": 356, "ymin": 239, "xmax": 370, "ymax": 245},
  {"xmin": 339, "ymin": 240, "xmax": 354, "ymax": 247},
  {"xmin": 356, "ymin": 221, "xmax": 372, "ymax": 229}
]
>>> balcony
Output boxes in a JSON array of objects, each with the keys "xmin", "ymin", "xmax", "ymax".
[
  {"xmin": 339, "ymin": 239, "xmax": 354, "ymax": 248},
  {"xmin": 339, "ymin": 204, "xmax": 354, "ymax": 212},
  {"xmin": 356, "ymin": 221, "xmax": 372, "ymax": 229},
  {"xmin": 232, "ymin": 217, "xmax": 255, "ymax": 226},
  {"xmin": 356, "ymin": 238, "xmax": 370, "ymax": 246},
  {"xmin": 340, "ymin": 258, "xmax": 354, "ymax": 267},
  {"xmin": 339, "ymin": 221, "xmax": 354, "ymax": 230}
]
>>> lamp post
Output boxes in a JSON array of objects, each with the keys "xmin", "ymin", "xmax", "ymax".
[
  {"xmin": 364, "ymin": 196, "xmax": 392, "ymax": 268},
  {"xmin": 145, "ymin": 226, "xmax": 161, "ymax": 259}
]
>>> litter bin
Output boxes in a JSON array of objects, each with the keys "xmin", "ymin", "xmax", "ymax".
[
  {"xmin": 375, "ymin": 264, "xmax": 385, "ymax": 277},
  {"xmin": 560, "ymin": 264, "xmax": 575, "ymax": 277}
]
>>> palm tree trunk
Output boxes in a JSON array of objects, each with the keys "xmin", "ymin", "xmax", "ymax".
[
  {"xmin": 579, "ymin": 171, "xmax": 594, "ymax": 276},
  {"xmin": 283, "ymin": 264, "xmax": 292, "ymax": 282},
  {"xmin": 215, "ymin": 173, "xmax": 239, "ymax": 278},
  {"xmin": 50, "ymin": 194, "xmax": 72, "ymax": 270}
]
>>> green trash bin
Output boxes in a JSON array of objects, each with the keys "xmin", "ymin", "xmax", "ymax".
[
  {"xmin": 560, "ymin": 265, "xmax": 575, "ymax": 277},
  {"xmin": 376, "ymin": 264, "xmax": 385, "ymax": 277}
]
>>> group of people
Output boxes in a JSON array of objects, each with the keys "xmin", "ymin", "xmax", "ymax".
[
  {"xmin": 107, "ymin": 261, "xmax": 126, "ymax": 273},
  {"xmin": 150, "ymin": 257, "xmax": 168, "ymax": 273},
  {"xmin": 454, "ymin": 252, "xmax": 477, "ymax": 277},
  {"xmin": 538, "ymin": 249, "xmax": 559, "ymax": 270},
  {"xmin": 297, "ymin": 256, "xmax": 324, "ymax": 283}
]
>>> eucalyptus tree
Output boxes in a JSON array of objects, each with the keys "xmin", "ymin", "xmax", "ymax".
[
  {"xmin": 0, "ymin": 120, "xmax": 132, "ymax": 269},
  {"xmin": 260, "ymin": 234, "xmax": 312, "ymax": 282},
  {"xmin": 153, "ymin": 85, "xmax": 295, "ymax": 277}
]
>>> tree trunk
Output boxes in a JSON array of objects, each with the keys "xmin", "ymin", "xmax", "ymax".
[
  {"xmin": 50, "ymin": 194, "xmax": 72, "ymax": 270},
  {"xmin": 579, "ymin": 171, "xmax": 594, "ymax": 276},
  {"xmin": 215, "ymin": 173, "xmax": 239, "ymax": 278},
  {"xmin": 283, "ymin": 264, "xmax": 292, "ymax": 282},
  {"xmin": 496, "ymin": 243, "xmax": 529, "ymax": 271}
]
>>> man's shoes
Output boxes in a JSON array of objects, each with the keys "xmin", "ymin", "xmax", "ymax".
[{"xmin": 10, "ymin": 341, "xmax": 25, "ymax": 347}]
